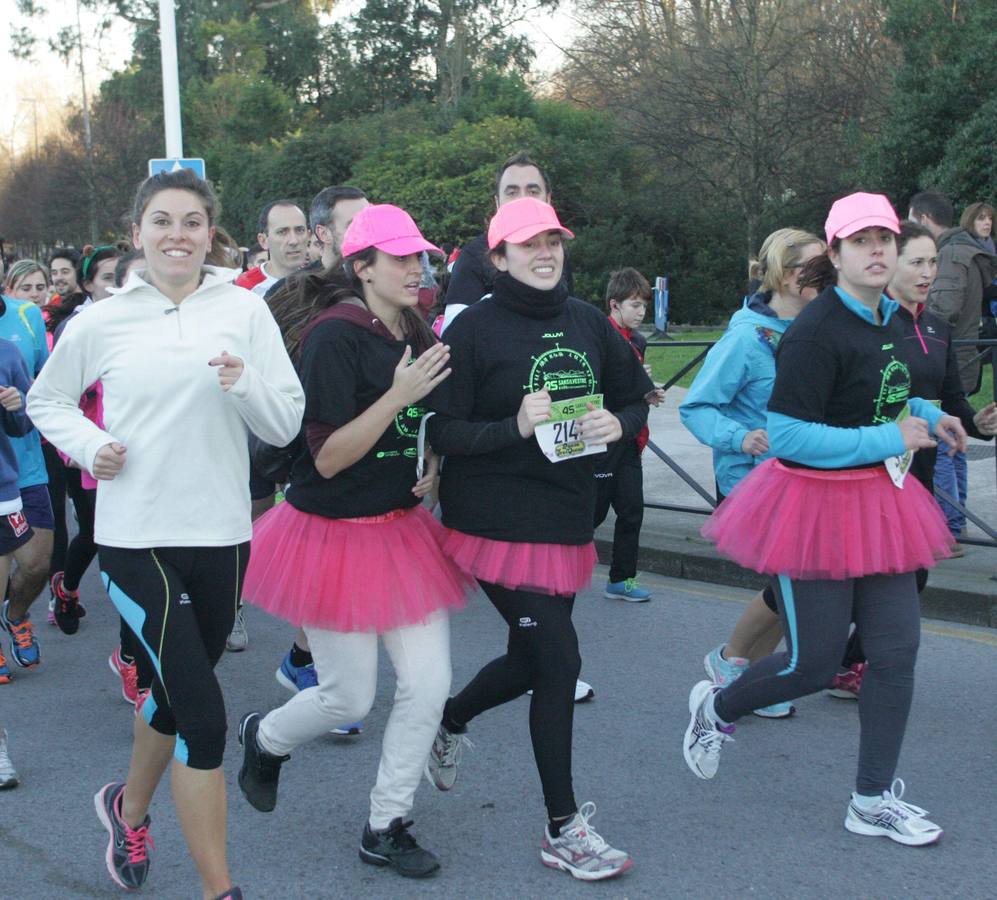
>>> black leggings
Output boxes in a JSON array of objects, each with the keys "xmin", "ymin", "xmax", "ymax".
[
  {"xmin": 99, "ymin": 543, "xmax": 249, "ymax": 770},
  {"xmin": 43, "ymin": 442, "xmax": 68, "ymax": 576},
  {"xmin": 63, "ymin": 470, "xmax": 96, "ymax": 592},
  {"xmin": 444, "ymin": 581, "xmax": 580, "ymax": 818},
  {"xmin": 714, "ymin": 572, "xmax": 920, "ymax": 794}
]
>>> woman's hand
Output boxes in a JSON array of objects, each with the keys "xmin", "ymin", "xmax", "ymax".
[
  {"xmin": 93, "ymin": 442, "xmax": 127, "ymax": 480},
  {"xmin": 388, "ymin": 344, "xmax": 451, "ymax": 408},
  {"xmin": 934, "ymin": 414, "xmax": 968, "ymax": 455},
  {"xmin": 412, "ymin": 453, "xmax": 439, "ymax": 500},
  {"xmin": 972, "ymin": 401, "xmax": 997, "ymax": 437},
  {"xmin": 576, "ymin": 402, "xmax": 623, "ymax": 444},
  {"xmin": 517, "ymin": 387, "xmax": 552, "ymax": 438},
  {"xmin": 646, "ymin": 387, "xmax": 666, "ymax": 407},
  {"xmin": 0, "ymin": 387, "xmax": 22, "ymax": 412},
  {"xmin": 898, "ymin": 415, "xmax": 935, "ymax": 452},
  {"xmin": 741, "ymin": 428, "xmax": 769, "ymax": 456},
  {"xmin": 208, "ymin": 351, "xmax": 245, "ymax": 391}
]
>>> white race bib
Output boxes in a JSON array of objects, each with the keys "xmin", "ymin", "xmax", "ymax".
[{"xmin": 535, "ymin": 394, "xmax": 608, "ymax": 463}]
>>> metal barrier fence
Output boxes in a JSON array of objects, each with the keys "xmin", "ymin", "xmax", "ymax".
[{"xmin": 643, "ymin": 337, "xmax": 997, "ymax": 549}]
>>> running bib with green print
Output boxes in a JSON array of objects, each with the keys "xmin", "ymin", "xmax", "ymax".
[{"xmin": 534, "ymin": 394, "xmax": 608, "ymax": 463}]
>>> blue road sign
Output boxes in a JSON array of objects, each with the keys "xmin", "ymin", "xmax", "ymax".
[
  {"xmin": 653, "ymin": 275, "xmax": 669, "ymax": 333},
  {"xmin": 148, "ymin": 158, "xmax": 206, "ymax": 179}
]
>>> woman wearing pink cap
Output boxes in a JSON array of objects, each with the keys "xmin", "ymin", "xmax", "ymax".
[
  {"xmin": 424, "ymin": 197, "xmax": 652, "ymax": 881},
  {"xmin": 237, "ymin": 204, "xmax": 467, "ymax": 879},
  {"xmin": 682, "ymin": 192, "xmax": 967, "ymax": 846}
]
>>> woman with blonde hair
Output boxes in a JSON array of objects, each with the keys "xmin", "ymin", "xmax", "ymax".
[
  {"xmin": 3, "ymin": 260, "xmax": 50, "ymax": 307},
  {"xmin": 681, "ymin": 227, "xmax": 824, "ymax": 717}
]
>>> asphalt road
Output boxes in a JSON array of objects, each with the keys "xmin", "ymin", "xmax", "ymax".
[{"xmin": 1, "ymin": 565, "xmax": 994, "ymax": 899}]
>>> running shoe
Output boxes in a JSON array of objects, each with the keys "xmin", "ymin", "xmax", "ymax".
[
  {"xmin": 540, "ymin": 802, "xmax": 633, "ymax": 881},
  {"xmin": 683, "ymin": 680, "xmax": 735, "ymax": 780},
  {"xmin": 109, "ymin": 646, "xmax": 139, "ymax": 705},
  {"xmin": 575, "ymin": 678, "xmax": 595, "ymax": 703},
  {"xmin": 604, "ymin": 577, "xmax": 651, "ymax": 602},
  {"xmin": 47, "ymin": 597, "xmax": 55, "ymax": 626},
  {"xmin": 425, "ymin": 722, "xmax": 472, "ymax": 791},
  {"xmin": 275, "ymin": 651, "xmax": 318, "ymax": 692},
  {"xmin": 0, "ymin": 646, "xmax": 11, "ymax": 684},
  {"xmin": 276, "ymin": 653, "xmax": 364, "ymax": 735},
  {"xmin": 0, "ymin": 728, "xmax": 18, "ymax": 789},
  {"xmin": 828, "ymin": 662, "xmax": 866, "ymax": 699},
  {"xmin": 360, "ymin": 817, "xmax": 440, "ymax": 878},
  {"xmin": 703, "ymin": 644, "xmax": 748, "ymax": 687},
  {"xmin": 226, "ymin": 608, "xmax": 248, "ymax": 652},
  {"xmin": 94, "ymin": 782, "xmax": 154, "ymax": 890},
  {"xmin": 238, "ymin": 712, "xmax": 288, "ymax": 812},
  {"xmin": 704, "ymin": 645, "xmax": 794, "ymax": 719},
  {"xmin": 50, "ymin": 571, "xmax": 81, "ymax": 635},
  {"xmin": 844, "ymin": 779, "xmax": 943, "ymax": 846},
  {"xmin": 1, "ymin": 600, "xmax": 39, "ymax": 668},
  {"xmin": 212, "ymin": 889, "xmax": 243, "ymax": 900}
]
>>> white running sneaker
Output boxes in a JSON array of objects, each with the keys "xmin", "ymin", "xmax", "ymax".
[
  {"xmin": 540, "ymin": 802, "xmax": 633, "ymax": 881},
  {"xmin": 424, "ymin": 723, "xmax": 472, "ymax": 791},
  {"xmin": 0, "ymin": 728, "xmax": 18, "ymax": 789},
  {"xmin": 683, "ymin": 680, "xmax": 735, "ymax": 780},
  {"xmin": 844, "ymin": 779, "xmax": 943, "ymax": 846},
  {"xmin": 574, "ymin": 679, "xmax": 594, "ymax": 703},
  {"xmin": 226, "ymin": 608, "xmax": 248, "ymax": 652}
]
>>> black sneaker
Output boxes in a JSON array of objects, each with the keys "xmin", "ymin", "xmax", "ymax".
[
  {"xmin": 93, "ymin": 782, "xmax": 154, "ymax": 890},
  {"xmin": 212, "ymin": 888, "xmax": 243, "ymax": 900},
  {"xmin": 51, "ymin": 572, "xmax": 81, "ymax": 636},
  {"xmin": 359, "ymin": 818, "xmax": 440, "ymax": 878},
  {"xmin": 238, "ymin": 712, "xmax": 288, "ymax": 812}
]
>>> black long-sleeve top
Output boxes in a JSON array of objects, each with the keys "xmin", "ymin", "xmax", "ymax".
[
  {"xmin": 428, "ymin": 273, "xmax": 652, "ymax": 544},
  {"xmin": 894, "ymin": 304, "xmax": 991, "ymax": 491}
]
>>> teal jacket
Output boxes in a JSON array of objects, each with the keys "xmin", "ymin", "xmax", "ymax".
[{"xmin": 680, "ymin": 293, "xmax": 791, "ymax": 496}]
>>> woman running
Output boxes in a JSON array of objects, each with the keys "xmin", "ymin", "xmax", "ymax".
[
  {"xmin": 681, "ymin": 228, "xmax": 823, "ymax": 717},
  {"xmin": 831, "ymin": 220, "xmax": 997, "ymax": 694},
  {"xmin": 682, "ymin": 192, "xmax": 967, "ymax": 846},
  {"xmin": 46, "ymin": 245, "xmax": 120, "ymax": 633},
  {"xmin": 237, "ymin": 204, "xmax": 467, "ymax": 879},
  {"xmin": 27, "ymin": 167, "xmax": 304, "ymax": 899},
  {"xmin": 425, "ymin": 197, "xmax": 651, "ymax": 881}
]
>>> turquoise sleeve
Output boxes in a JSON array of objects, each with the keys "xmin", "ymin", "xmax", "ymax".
[
  {"xmin": 767, "ymin": 411, "xmax": 906, "ymax": 468},
  {"xmin": 909, "ymin": 397, "xmax": 944, "ymax": 433}
]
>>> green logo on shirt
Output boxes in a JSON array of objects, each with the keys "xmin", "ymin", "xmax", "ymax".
[
  {"xmin": 525, "ymin": 345, "xmax": 595, "ymax": 396},
  {"xmin": 873, "ymin": 357, "xmax": 911, "ymax": 424}
]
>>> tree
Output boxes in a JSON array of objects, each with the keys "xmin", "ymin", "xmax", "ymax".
[
  {"xmin": 863, "ymin": 0, "xmax": 997, "ymax": 208},
  {"xmin": 559, "ymin": 0, "xmax": 894, "ymax": 256}
]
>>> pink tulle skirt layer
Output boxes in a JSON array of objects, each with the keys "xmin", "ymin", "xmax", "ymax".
[
  {"xmin": 701, "ymin": 458, "xmax": 954, "ymax": 581},
  {"xmin": 242, "ymin": 503, "xmax": 469, "ymax": 633},
  {"xmin": 441, "ymin": 529, "xmax": 596, "ymax": 596}
]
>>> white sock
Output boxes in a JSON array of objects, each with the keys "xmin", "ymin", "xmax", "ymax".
[{"xmin": 852, "ymin": 792, "xmax": 884, "ymax": 809}]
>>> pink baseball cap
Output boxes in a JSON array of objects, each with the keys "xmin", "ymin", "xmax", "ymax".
[
  {"xmin": 487, "ymin": 198, "xmax": 575, "ymax": 250},
  {"xmin": 340, "ymin": 204, "xmax": 443, "ymax": 258},
  {"xmin": 824, "ymin": 192, "xmax": 900, "ymax": 243}
]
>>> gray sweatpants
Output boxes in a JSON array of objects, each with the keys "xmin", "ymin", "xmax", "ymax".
[{"xmin": 713, "ymin": 572, "xmax": 920, "ymax": 794}]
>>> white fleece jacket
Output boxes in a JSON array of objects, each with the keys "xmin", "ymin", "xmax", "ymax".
[{"xmin": 27, "ymin": 267, "xmax": 305, "ymax": 548}]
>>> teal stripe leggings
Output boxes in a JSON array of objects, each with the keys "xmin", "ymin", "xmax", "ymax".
[{"xmin": 713, "ymin": 572, "xmax": 920, "ymax": 794}]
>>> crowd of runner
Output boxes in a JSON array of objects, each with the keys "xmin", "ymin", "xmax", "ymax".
[{"xmin": 0, "ymin": 154, "xmax": 995, "ymax": 897}]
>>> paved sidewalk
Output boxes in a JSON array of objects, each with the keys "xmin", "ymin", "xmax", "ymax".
[{"xmin": 597, "ymin": 386, "xmax": 997, "ymax": 627}]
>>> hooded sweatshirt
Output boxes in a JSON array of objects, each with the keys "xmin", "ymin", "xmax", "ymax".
[
  {"xmin": 26, "ymin": 267, "xmax": 304, "ymax": 548},
  {"xmin": 927, "ymin": 226, "xmax": 997, "ymax": 393},
  {"xmin": 680, "ymin": 292, "xmax": 792, "ymax": 496}
]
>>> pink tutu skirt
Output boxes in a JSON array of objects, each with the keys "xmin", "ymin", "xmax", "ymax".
[
  {"xmin": 702, "ymin": 458, "xmax": 954, "ymax": 581},
  {"xmin": 441, "ymin": 529, "xmax": 596, "ymax": 596},
  {"xmin": 242, "ymin": 502, "xmax": 469, "ymax": 633}
]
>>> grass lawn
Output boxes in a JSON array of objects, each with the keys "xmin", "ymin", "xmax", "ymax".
[{"xmin": 645, "ymin": 331, "xmax": 996, "ymax": 411}]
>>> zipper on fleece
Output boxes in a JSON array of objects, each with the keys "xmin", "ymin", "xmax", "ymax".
[
  {"xmin": 912, "ymin": 318, "xmax": 928, "ymax": 354},
  {"xmin": 164, "ymin": 306, "xmax": 183, "ymax": 339}
]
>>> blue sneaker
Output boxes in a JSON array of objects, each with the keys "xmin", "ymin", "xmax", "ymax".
[
  {"xmin": 703, "ymin": 644, "xmax": 748, "ymax": 687},
  {"xmin": 1, "ymin": 601, "xmax": 39, "ymax": 668},
  {"xmin": 703, "ymin": 645, "xmax": 795, "ymax": 719},
  {"xmin": 275, "ymin": 652, "xmax": 318, "ymax": 692},
  {"xmin": 275, "ymin": 651, "xmax": 363, "ymax": 735},
  {"xmin": 604, "ymin": 578, "xmax": 651, "ymax": 603}
]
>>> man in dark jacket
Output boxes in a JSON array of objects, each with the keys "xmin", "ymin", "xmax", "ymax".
[{"xmin": 909, "ymin": 190, "xmax": 997, "ymax": 541}]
